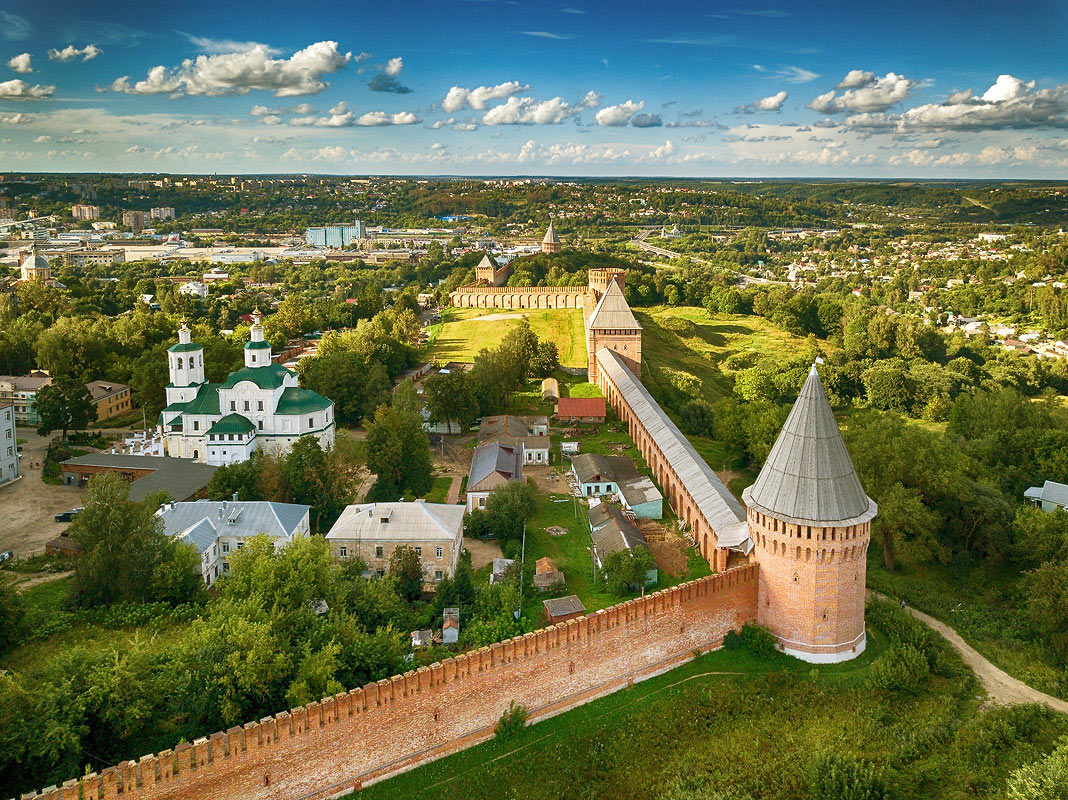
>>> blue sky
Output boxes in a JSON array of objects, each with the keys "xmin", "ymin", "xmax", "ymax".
[{"xmin": 1, "ymin": 0, "xmax": 1066, "ymax": 176}]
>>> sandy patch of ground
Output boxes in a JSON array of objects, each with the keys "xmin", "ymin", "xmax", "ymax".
[
  {"xmin": 468, "ymin": 312, "xmax": 526, "ymax": 322},
  {"xmin": 463, "ymin": 537, "xmax": 504, "ymax": 570},
  {"xmin": 0, "ymin": 428, "xmax": 85, "ymax": 558}
]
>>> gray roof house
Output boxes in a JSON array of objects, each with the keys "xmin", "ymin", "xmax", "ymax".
[
  {"xmin": 571, "ymin": 453, "xmax": 662, "ymax": 519},
  {"xmin": 1025, "ymin": 480, "xmax": 1068, "ymax": 513},
  {"xmin": 467, "ymin": 442, "xmax": 524, "ymax": 511},
  {"xmin": 157, "ymin": 498, "xmax": 310, "ymax": 585},
  {"xmin": 587, "ymin": 501, "xmax": 657, "ymax": 586}
]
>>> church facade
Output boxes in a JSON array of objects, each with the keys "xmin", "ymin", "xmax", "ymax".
[{"xmin": 159, "ymin": 313, "xmax": 335, "ymax": 466}]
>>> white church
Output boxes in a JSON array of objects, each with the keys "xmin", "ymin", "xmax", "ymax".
[{"xmin": 159, "ymin": 313, "xmax": 335, "ymax": 465}]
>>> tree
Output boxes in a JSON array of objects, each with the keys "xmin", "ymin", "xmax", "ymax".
[
  {"xmin": 530, "ymin": 341, "xmax": 559, "ymax": 377},
  {"xmin": 478, "ymin": 480, "xmax": 538, "ymax": 543},
  {"xmin": 1022, "ymin": 561, "xmax": 1068, "ymax": 656},
  {"xmin": 600, "ymin": 547, "xmax": 656, "ymax": 595},
  {"xmin": 424, "ymin": 369, "xmax": 478, "ymax": 433},
  {"xmin": 1006, "ymin": 736, "xmax": 1068, "ymax": 800},
  {"xmin": 35, "ymin": 376, "xmax": 97, "ymax": 440},
  {"xmin": 272, "ymin": 295, "xmax": 309, "ymax": 339},
  {"xmin": 806, "ymin": 752, "xmax": 888, "ymax": 800},
  {"xmin": 389, "ymin": 545, "xmax": 424, "ymax": 601},
  {"xmin": 364, "ymin": 404, "xmax": 432, "ymax": 500},
  {"xmin": 299, "ymin": 351, "xmax": 370, "ymax": 425},
  {"xmin": 0, "ymin": 581, "xmax": 25, "ymax": 655},
  {"xmin": 67, "ymin": 473, "xmax": 201, "ymax": 607}
]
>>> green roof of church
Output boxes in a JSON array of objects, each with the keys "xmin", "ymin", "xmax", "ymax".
[
  {"xmin": 275, "ymin": 386, "xmax": 333, "ymax": 416},
  {"xmin": 244, "ymin": 340, "xmax": 272, "ymax": 350},
  {"xmin": 207, "ymin": 413, "xmax": 256, "ymax": 435},
  {"xmin": 219, "ymin": 362, "xmax": 292, "ymax": 391},
  {"xmin": 168, "ymin": 342, "xmax": 203, "ymax": 353},
  {"xmin": 182, "ymin": 383, "xmax": 222, "ymax": 415}
]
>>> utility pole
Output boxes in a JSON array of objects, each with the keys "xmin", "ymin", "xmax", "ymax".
[{"xmin": 515, "ymin": 523, "xmax": 526, "ymax": 622}]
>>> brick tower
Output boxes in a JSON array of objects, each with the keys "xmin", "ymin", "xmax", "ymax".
[
  {"xmin": 541, "ymin": 219, "xmax": 562, "ymax": 253},
  {"xmin": 585, "ymin": 280, "xmax": 641, "ymax": 383},
  {"xmin": 742, "ymin": 365, "xmax": 876, "ymax": 663}
]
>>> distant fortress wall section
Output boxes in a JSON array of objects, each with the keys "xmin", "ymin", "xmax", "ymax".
[
  {"xmin": 28, "ymin": 567, "xmax": 758, "ymax": 800},
  {"xmin": 449, "ymin": 285, "xmax": 589, "ymax": 309},
  {"xmin": 595, "ymin": 348, "xmax": 748, "ymax": 573}
]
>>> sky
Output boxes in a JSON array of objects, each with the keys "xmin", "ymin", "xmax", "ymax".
[{"xmin": 0, "ymin": 0, "xmax": 1066, "ymax": 178}]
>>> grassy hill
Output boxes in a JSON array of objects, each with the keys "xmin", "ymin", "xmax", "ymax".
[{"xmin": 427, "ymin": 307, "xmax": 588, "ymax": 368}]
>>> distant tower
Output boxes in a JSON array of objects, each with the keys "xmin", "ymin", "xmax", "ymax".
[
  {"xmin": 587, "ymin": 268, "xmax": 626, "ymax": 299},
  {"xmin": 586, "ymin": 280, "xmax": 641, "ymax": 384},
  {"xmin": 743, "ymin": 365, "xmax": 876, "ymax": 663},
  {"xmin": 166, "ymin": 322, "xmax": 205, "ymax": 405},
  {"xmin": 244, "ymin": 311, "xmax": 273, "ymax": 368},
  {"xmin": 541, "ymin": 219, "xmax": 561, "ymax": 253},
  {"xmin": 474, "ymin": 253, "xmax": 512, "ymax": 287},
  {"xmin": 18, "ymin": 244, "xmax": 52, "ymax": 283}
]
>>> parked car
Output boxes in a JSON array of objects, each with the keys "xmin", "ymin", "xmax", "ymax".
[
  {"xmin": 54, "ymin": 508, "xmax": 83, "ymax": 523},
  {"xmin": 0, "ymin": 550, "xmax": 12, "ymax": 563}
]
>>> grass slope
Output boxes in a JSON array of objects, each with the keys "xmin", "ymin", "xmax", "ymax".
[{"xmin": 429, "ymin": 308, "xmax": 588, "ymax": 368}]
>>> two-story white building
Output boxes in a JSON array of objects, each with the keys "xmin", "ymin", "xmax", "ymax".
[{"xmin": 159, "ymin": 313, "xmax": 335, "ymax": 465}]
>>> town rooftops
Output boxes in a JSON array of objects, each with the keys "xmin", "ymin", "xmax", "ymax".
[
  {"xmin": 571, "ymin": 453, "xmax": 639, "ymax": 485},
  {"xmin": 556, "ymin": 396, "xmax": 606, "ymax": 419},
  {"xmin": 60, "ymin": 453, "xmax": 218, "ymax": 502},
  {"xmin": 468, "ymin": 442, "xmax": 524, "ymax": 493},
  {"xmin": 85, "ymin": 381, "xmax": 129, "ymax": 402},
  {"xmin": 1025, "ymin": 480, "xmax": 1068, "ymax": 507},
  {"xmin": 588, "ymin": 502, "xmax": 648, "ymax": 557},
  {"xmin": 587, "ymin": 280, "xmax": 641, "ymax": 331},
  {"xmin": 0, "ymin": 374, "xmax": 52, "ymax": 392},
  {"xmin": 158, "ymin": 499, "xmax": 309, "ymax": 552},
  {"xmin": 595, "ymin": 347, "xmax": 751, "ymax": 553},
  {"xmin": 743, "ymin": 365, "xmax": 877, "ymax": 527},
  {"xmin": 326, "ymin": 500, "xmax": 464, "ymax": 543}
]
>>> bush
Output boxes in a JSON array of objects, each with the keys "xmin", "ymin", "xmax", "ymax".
[
  {"xmin": 494, "ymin": 701, "xmax": 528, "ymax": 741},
  {"xmin": 866, "ymin": 643, "xmax": 929, "ymax": 694},
  {"xmin": 723, "ymin": 624, "xmax": 777, "ymax": 659},
  {"xmin": 807, "ymin": 752, "xmax": 889, "ymax": 800},
  {"xmin": 1006, "ymin": 736, "xmax": 1068, "ymax": 800}
]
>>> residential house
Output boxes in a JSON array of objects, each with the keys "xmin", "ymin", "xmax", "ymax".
[
  {"xmin": 157, "ymin": 497, "xmax": 311, "ymax": 584},
  {"xmin": 588, "ymin": 501, "xmax": 658, "ymax": 586},
  {"xmin": 478, "ymin": 415, "xmax": 550, "ymax": 464},
  {"xmin": 325, "ymin": 500, "xmax": 465, "ymax": 588},
  {"xmin": 0, "ymin": 401, "xmax": 18, "ymax": 486},
  {"xmin": 61, "ymin": 453, "xmax": 217, "ymax": 502},
  {"xmin": 571, "ymin": 453, "xmax": 663, "ymax": 519},
  {"xmin": 1025, "ymin": 481, "xmax": 1068, "ymax": 513},
  {"xmin": 466, "ymin": 442, "xmax": 524, "ymax": 512},
  {"xmin": 86, "ymin": 381, "xmax": 133, "ymax": 422}
]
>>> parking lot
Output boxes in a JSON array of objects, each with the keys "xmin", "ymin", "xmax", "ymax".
[{"xmin": 0, "ymin": 428, "xmax": 84, "ymax": 558}]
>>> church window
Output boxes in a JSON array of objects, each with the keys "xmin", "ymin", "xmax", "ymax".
[
  {"xmin": 257, "ymin": 400, "xmax": 263, "ymax": 411},
  {"xmin": 257, "ymin": 421, "xmax": 264, "ymax": 431},
  {"xmin": 792, "ymin": 572, "xmax": 799, "ymax": 583},
  {"xmin": 436, "ymin": 546, "xmax": 443, "ymax": 558},
  {"xmin": 177, "ymin": 357, "xmax": 183, "ymax": 369},
  {"xmin": 193, "ymin": 420, "xmax": 199, "ymax": 431},
  {"xmin": 230, "ymin": 401, "xmax": 236, "ymax": 411},
  {"xmin": 308, "ymin": 417, "xmax": 314, "ymax": 427},
  {"xmin": 244, "ymin": 400, "xmax": 250, "ymax": 411}
]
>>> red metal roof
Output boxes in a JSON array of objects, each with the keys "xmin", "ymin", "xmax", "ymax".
[{"xmin": 556, "ymin": 397, "xmax": 606, "ymax": 417}]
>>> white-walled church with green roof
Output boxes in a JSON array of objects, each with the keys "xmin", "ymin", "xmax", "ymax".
[{"xmin": 158, "ymin": 313, "xmax": 335, "ymax": 466}]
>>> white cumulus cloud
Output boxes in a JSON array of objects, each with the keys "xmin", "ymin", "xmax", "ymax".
[
  {"xmin": 595, "ymin": 100, "xmax": 644, "ymax": 126},
  {"xmin": 290, "ymin": 102, "xmax": 357, "ymax": 127},
  {"xmin": 0, "ymin": 79, "xmax": 54, "ymax": 100},
  {"xmin": 808, "ymin": 71, "xmax": 919, "ymax": 113},
  {"xmin": 49, "ymin": 44, "xmax": 101, "ymax": 62},
  {"xmin": 745, "ymin": 90, "xmax": 788, "ymax": 112},
  {"xmin": 483, "ymin": 96, "xmax": 585, "ymax": 125},
  {"xmin": 355, "ymin": 110, "xmax": 421, "ymax": 126},
  {"xmin": 110, "ymin": 41, "xmax": 351, "ymax": 97},
  {"xmin": 6, "ymin": 53, "xmax": 32, "ymax": 73},
  {"xmin": 442, "ymin": 81, "xmax": 530, "ymax": 113}
]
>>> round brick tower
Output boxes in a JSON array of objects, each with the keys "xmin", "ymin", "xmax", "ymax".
[{"xmin": 742, "ymin": 365, "xmax": 876, "ymax": 663}]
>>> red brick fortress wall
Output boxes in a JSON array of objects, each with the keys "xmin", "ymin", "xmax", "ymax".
[{"xmin": 26, "ymin": 566, "xmax": 759, "ymax": 800}]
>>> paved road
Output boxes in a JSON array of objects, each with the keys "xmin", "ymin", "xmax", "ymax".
[{"xmin": 880, "ymin": 594, "xmax": 1068, "ymax": 713}]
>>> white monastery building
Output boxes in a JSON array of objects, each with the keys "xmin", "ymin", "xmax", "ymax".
[{"xmin": 159, "ymin": 313, "xmax": 335, "ymax": 465}]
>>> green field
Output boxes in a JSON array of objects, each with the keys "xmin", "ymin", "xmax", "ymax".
[
  {"xmin": 351, "ymin": 602, "xmax": 1066, "ymax": 800},
  {"xmin": 427, "ymin": 307, "xmax": 588, "ymax": 368}
]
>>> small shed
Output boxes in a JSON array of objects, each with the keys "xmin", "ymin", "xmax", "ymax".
[
  {"xmin": 44, "ymin": 535, "xmax": 85, "ymax": 557},
  {"xmin": 543, "ymin": 595, "xmax": 586, "ymax": 625},
  {"xmin": 541, "ymin": 378, "xmax": 560, "ymax": 404},
  {"xmin": 443, "ymin": 607, "xmax": 460, "ymax": 644},
  {"xmin": 490, "ymin": 557, "xmax": 515, "ymax": 584},
  {"xmin": 556, "ymin": 397, "xmax": 606, "ymax": 424},
  {"xmin": 533, "ymin": 557, "xmax": 565, "ymax": 591},
  {"xmin": 411, "ymin": 629, "xmax": 434, "ymax": 648}
]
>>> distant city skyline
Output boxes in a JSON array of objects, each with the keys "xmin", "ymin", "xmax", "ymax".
[{"xmin": 0, "ymin": 0, "xmax": 1066, "ymax": 177}]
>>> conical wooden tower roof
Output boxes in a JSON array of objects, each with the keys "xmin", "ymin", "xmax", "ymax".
[
  {"xmin": 543, "ymin": 220, "xmax": 559, "ymax": 244},
  {"xmin": 587, "ymin": 280, "xmax": 641, "ymax": 331},
  {"xmin": 742, "ymin": 365, "xmax": 876, "ymax": 526}
]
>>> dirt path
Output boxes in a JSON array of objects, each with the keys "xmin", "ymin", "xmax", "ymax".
[
  {"xmin": 877, "ymin": 593, "xmax": 1068, "ymax": 713},
  {"xmin": 446, "ymin": 476, "xmax": 462, "ymax": 505},
  {"xmin": 3, "ymin": 569, "xmax": 73, "ymax": 592}
]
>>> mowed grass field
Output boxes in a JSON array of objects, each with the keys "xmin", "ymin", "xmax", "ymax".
[{"xmin": 428, "ymin": 307, "xmax": 588, "ymax": 367}]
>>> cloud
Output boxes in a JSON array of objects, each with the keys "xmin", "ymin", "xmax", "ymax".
[
  {"xmin": 6, "ymin": 53, "xmax": 32, "ymax": 74},
  {"xmin": 431, "ymin": 117, "xmax": 454, "ymax": 129},
  {"xmin": 0, "ymin": 79, "xmax": 55, "ymax": 100},
  {"xmin": 290, "ymin": 102, "xmax": 357, "ymax": 127},
  {"xmin": 483, "ymin": 96, "xmax": 583, "ymax": 125},
  {"xmin": 523, "ymin": 31, "xmax": 575, "ymax": 40},
  {"xmin": 367, "ymin": 56, "xmax": 411, "ymax": 93},
  {"xmin": 442, "ymin": 81, "xmax": 530, "ymax": 112},
  {"xmin": 250, "ymin": 105, "xmax": 282, "ymax": 116},
  {"xmin": 753, "ymin": 64, "xmax": 818, "ymax": 83},
  {"xmin": 560, "ymin": 6, "xmax": 586, "ymax": 13},
  {"xmin": 808, "ymin": 71, "xmax": 919, "ymax": 113},
  {"xmin": 182, "ymin": 35, "xmax": 277, "ymax": 55},
  {"xmin": 646, "ymin": 35, "xmax": 732, "ymax": 46},
  {"xmin": 110, "ymin": 40, "xmax": 351, "ymax": 97},
  {"xmin": 844, "ymin": 75, "xmax": 1068, "ymax": 132},
  {"xmin": 48, "ymin": 44, "xmax": 102, "ymax": 62},
  {"xmin": 355, "ymin": 110, "xmax": 421, "ymax": 126},
  {"xmin": 595, "ymin": 100, "xmax": 644, "ymax": 126},
  {"xmin": 0, "ymin": 11, "xmax": 31, "ymax": 41},
  {"xmin": 630, "ymin": 113, "xmax": 663, "ymax": 127},
  {"xmin": 0, "ymin": 112, "xmax": 29, "ymax": 123},
  {"xmin": 578, "ymin": 90, "xmax": 603, "ymax": 109},
  {"xmin": 742, "ymin": 90, "xmax": 788, "ymax": 112}
]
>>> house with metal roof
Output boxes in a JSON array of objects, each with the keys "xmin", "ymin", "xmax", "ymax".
[
  {"xmin": 157, "ymin": 497, "xmax": 310, "ymax": 584},
  {"xmin": 466, "ymin": 442, "xmax": 524, "ymax": 511},
  {"xmin": 587, "ymin": 500, "xmax": 657, "ymax": 585},
  {"xmin": 555, "ymin": 396, "xmax": 606, "ymax": 423},
  {"xmin": 60, "ymin": 453, "xmax": 217, "ymax": 502},
  {"xmin": 571, "ymin": 453, "xmax": 663, "ymax": 519},
  {"xmin": 1025, "ymin": 480, "xmax": 1068, "ymax": 513},
  {"xmin": 158, "ymin": 313, "xmax": 335, "ymax": 466},
  {"xmin": 478, "ymin": 415, "xmax": 550, "ymax": 464},
  {"xmin": 325, "ymin": 500, "xmax": 465, "ymax": 588}
]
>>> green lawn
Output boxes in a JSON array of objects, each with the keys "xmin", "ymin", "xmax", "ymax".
[
  {"xmin": 421, "ymin": 476, "xmax": 454, "ymax": 504},
  {"xmin": 351, "ymin": 601, "xmax": 1066, "ymax": 800},
  {"xmin": 428, "ymin": 307, "xmax": 588, "ymax": 368}
]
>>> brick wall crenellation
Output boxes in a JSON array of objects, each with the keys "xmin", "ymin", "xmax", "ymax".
[{"xmin": 20, "ymin": 565, "xmax": 759, "ymax": 800}]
